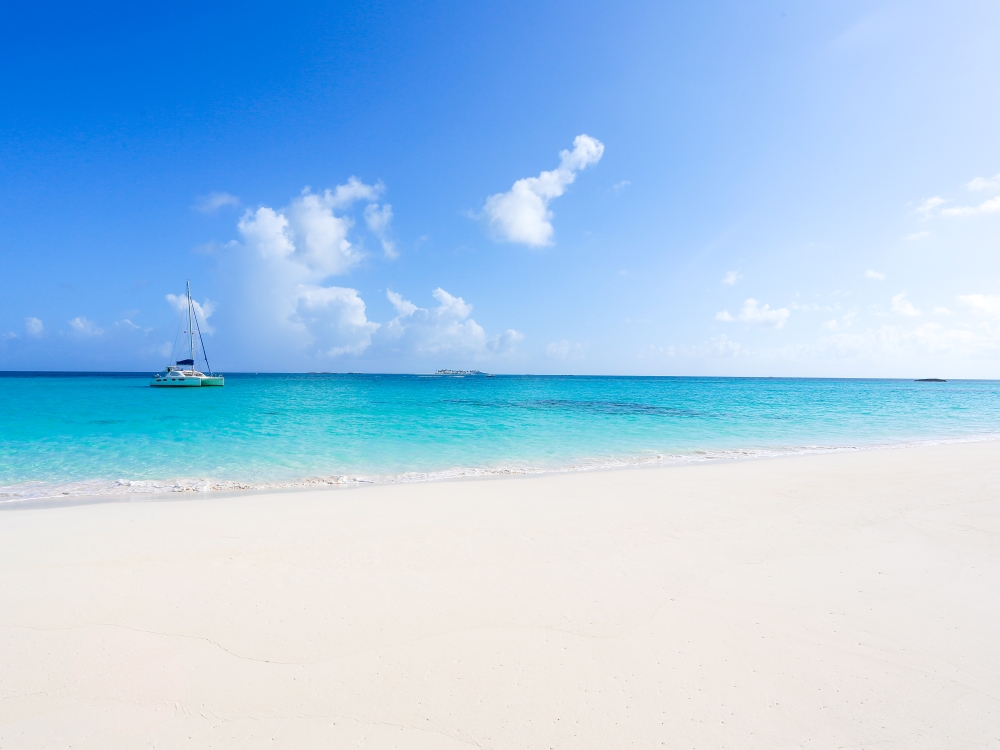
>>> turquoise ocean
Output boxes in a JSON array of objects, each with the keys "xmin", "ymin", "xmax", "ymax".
[{"xmin": 2, "ymin": 373, "xmax": 999, "ymax": 502}]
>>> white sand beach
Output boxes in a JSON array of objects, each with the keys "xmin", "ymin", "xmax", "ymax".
[{"xmin": 1, "ymin": 441, "xmax": 998, "ymax": 748}]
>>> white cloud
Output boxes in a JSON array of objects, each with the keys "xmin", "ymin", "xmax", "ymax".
[
  {"xmin": 722, "ymin": 270, "xmax": 741, "ymax": 285},
  {"xmin": 716, "ymin": 298, "xmax": 790, "ymax": 328},
  {"xmin": 916, "ymin": 196, "xmax": 946, "ymax": 214},
  {"xmin": 218, "ymin": 181, "xmax": 522, "ymax": 366},
  {"xmin": 236, "ymin": 178, "xmax": 385, "ymax": 279},
  {"xmin": 940, "ymin": 196, "xmax": 1000, "ymax": 218},
  {"xmin": 815, "ymin": 323, "xmax": 994, "ymax": 358},
  {"xmin": 326, "ymin": 176, "xmax": 384, "ymax": 208},
  {"xmin": 68, "ymin": 317, "xmax": 103, "ymax": 336},
  {"xmin": 612, "ymin": 180, "xmax": 630, "ymax": 192},
  {"xmin": 642, "ymin": 335, "xmax": 745, "ymax": 360},
  {"xmin": 285, "ymin": 190, "xmax": 362, "ymax": 276},
  {"xmin": 166, "ymin": 293, "xmax": 217, "ymax": 334},
  {"xmin": 130, "ymin": 319, "xmax": 153, "ymax": 334},
  {"xmin": 967, "ymin": 174, "xmax": 1000, "ymax": 191},
  {"xmin": 700, "ymin": 335, "xmax": 746, "ymax": 357},
  {"xmin": 865, "ymin": 269, "xmax": 885, "ymax": 280},
  {"xmin": 546, "ymin": 340, "xmax": 587, "ymax": 359},
  {"xmin": 905, "ymin": 231, "xmax": 930, "ymax": 240},
  {"xmin": 2, "ymin": 331, "xmax": 16, "ymax": 340},
  {"xmin": 386, "ymin": 289, "xmax": 417, "ymax": 317},
  {"xmin": 364, "ymin": 203, "xmax": 397, "ymax": 258},
  {"xmin": 220, "ymin": 181, "xmax": 390, "ymax": 363},
  {"xmin": 891, "ymin": 293, "xmax": 920, "ymax": 317},
  {"xmin": 483, "ymin": 134, "xmax": 604, "ymax": 246},
  {"xmin": 238, "ymin": 206, "xmax": 295, "ymax": 259},
  {"xmin": 958, "ymin": 294, "xmax": 1000, "ymax": 317},
  {"xmin": 381, "ymin": 288, "xmax": 523, "ymax": 356},
  {"xmin": 822, "ymin": 319, "xmax": 839, "ymax": 331},
  {"xmin": 24, "ymin": 317, "xmax": 43, "ymax": 337},
  {"xmin": 292, "ymin": 285, "xmax": 379, "ymax": 356},
  {"xmin": 195, "ymin": 191, "xmax": 241, "ymax": 213}
]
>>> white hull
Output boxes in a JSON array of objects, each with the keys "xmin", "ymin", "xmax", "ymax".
[{"xmin": 151, "ymin": 370, "xmax": 224, "ymax": 387}]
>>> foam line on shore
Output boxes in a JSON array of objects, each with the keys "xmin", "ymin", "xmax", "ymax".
[{"xmin": 3, "ymin": 431, "xmax": 998, "ymax": 504}]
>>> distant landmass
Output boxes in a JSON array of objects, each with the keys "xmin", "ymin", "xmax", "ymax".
[
  {"xmin": 915, "ymin": 378, "xmax": 947, "ymax": 382},
  {"xmin": 435, "ymin": 369, "xmax": 490, "ymax": 376}
]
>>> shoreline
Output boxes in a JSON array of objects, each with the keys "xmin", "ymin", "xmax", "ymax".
[
  {"xmin": 2, "ymin": 440, "xmax": 998, "ymax": 747},
  {"xmin": 4, "ymin": 430, "xmax": 1000, "ymax": 508}
]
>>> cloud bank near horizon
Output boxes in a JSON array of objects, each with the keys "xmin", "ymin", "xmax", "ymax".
[{"xmin": 219, "ymin": 180, "xmax": 523, "ymax": 364}]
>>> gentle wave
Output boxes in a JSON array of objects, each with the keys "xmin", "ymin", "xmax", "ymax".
[{"xmin": 4, "ymin": 433, "xmax": 997, "ymax": 504}]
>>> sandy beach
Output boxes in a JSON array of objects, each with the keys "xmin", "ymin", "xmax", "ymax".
[{"xmin": 1, "ymin": 442, "xmax": 998, "ymax": 748}]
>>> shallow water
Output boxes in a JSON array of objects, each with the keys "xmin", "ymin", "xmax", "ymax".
[{"xmin": 2, "ymin": 373, "xmax": 998, "ymax": 500}]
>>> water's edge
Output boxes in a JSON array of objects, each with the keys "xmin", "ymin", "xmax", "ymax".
[{"xmin": 4, "ymin": 432, "xmax": 996, "ymax": 506}]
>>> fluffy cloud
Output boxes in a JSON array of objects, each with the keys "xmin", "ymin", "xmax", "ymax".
[
  {"xmin": 238, "ymin": 206, "xmax": 295, "ymax": 260},
  {"xmin": 967, "ymin": 174, "xmax": 1000, "ymax": 191},
  {"xmin": 483, "ymin": 134, "xmax": 604, "ymax": 246},
  {"xmin": 654, "ymin": 335, "xmax": 746, "ymax": 359},
  {"xmin": 68, "ymin": 317, "xmax": 103, "ymax": 336},
  {"xmin": 716, "ymin": 299, "xmax": 790, "ymax": 328},
  {"xmin": 914, "ymin": 177, "xmax": 1000, "ymax": 218},
  {"xmin": 891, "ymin": 293, "xmax": 920, "ymax": 317},
  {"xmin": 195, "ymin": 191, "xmax": 241, "ymax": 213},
  {"xmin": 325, "ymin": 176, "xmax": 383, "ymax": 208},
  {"xmin": 237, "ymin": 178, "xmax": 387, "ymax": 278},
  {"xmin": 293, "ymin": 285, "xmax": 379, "ymax": 356},
  {"xmin": 940, "ymin": 196, "xmax": 1000, "ymax": 218},
  {"xmin": 916, "ymin": 196, "xmax": 946, "ymax": 214},
  {"xmin": 211, "ymin": 180, "xmax": 520, "ymax": 366},
  {"xmin": 865, "ymin": 269, "xmax": 885, "ymax": 280},
  {"xmin": 958, "ymin": 294, "xmax": 1000, "ymax": 317},
  {"xmin": 386, "ymin": 290, "xmax": 417, "ymax": 317},
  {"xmin": 381, "ymin": 288, "xmax": 523, "ymax": 356},
  {"xmin": 166, "ymin": 293, "xmax": 216, "ymax": 334},
  {"xmin": 364, "ymin": 203, "xmax": 397, "ymax": 258},
  {"xmin": 24, "ymin": 317, "xmax": 43, "ymax": 337},
  {"xmin": 284, "ymin": 190, "xmax": 363, "ymax": 276},
  {"xmin": 222, "ymin": 179, "xmax": 396, "ymax": 360},
  {"xmin": 722, "ymin": 270, "xmax": 741, "ymax": 285},
  {"xmin": 814, "ymin": 319, "xmax": 1000, "ymax": 359}
]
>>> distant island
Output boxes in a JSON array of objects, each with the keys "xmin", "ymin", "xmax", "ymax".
[
  {"xmin": 915, "ymin": 378, "xmax": 947, "ymax": 382},
  {"xmin": 435, "ymin": 369, "xmax": 491, "ymax": 376}
]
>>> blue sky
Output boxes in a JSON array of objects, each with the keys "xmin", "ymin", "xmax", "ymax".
[{"xmin": 2, "ymin": 1, "xmax": 999, "ymax": 376}]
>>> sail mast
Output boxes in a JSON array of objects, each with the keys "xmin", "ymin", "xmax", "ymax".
[{"xmin": 186, "ymin": 280, "xmax": 194, "ymax": 367}]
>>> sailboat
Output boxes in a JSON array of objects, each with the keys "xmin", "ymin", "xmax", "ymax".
[{"xmin": 150, "ymin": 281, "xmax": 224, "ymax": 387}]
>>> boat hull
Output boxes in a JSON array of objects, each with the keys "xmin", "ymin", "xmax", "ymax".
[
  {"xmin": 151, "ymin": 376, "xmax": 202, "ymax": 387},
  {"xmin": 150, "ymin": 374, "xmax": 225, "ymax": 387}
]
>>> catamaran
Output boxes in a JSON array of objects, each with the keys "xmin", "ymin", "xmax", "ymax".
[{"xmin": 151, "ymin": 281, "xmax": 224, "ymax": 387}]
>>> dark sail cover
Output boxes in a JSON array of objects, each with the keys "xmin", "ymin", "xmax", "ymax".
[{"xmin": 176, "ymin": 359, "xmax": 195, "ymax": 366}]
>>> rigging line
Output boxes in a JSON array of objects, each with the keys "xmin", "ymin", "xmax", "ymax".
[
  {"xmin": 193, "ymin": 305, "xmax": 212, "ymax": 375},
  {"xmin": 171, "ymin": 308, "xmax": 184, "ymax": 364}
]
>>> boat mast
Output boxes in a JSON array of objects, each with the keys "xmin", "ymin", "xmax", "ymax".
[{"xmin": 186, "ymin": 280, "xmax": 194, "ymax": 367}]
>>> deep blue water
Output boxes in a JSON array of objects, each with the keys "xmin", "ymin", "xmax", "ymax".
[{"xmin": 2, "ymin": 373, "xmax": 999, "ymax": 499}]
